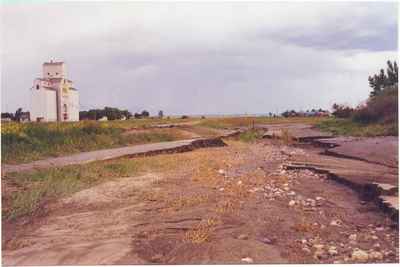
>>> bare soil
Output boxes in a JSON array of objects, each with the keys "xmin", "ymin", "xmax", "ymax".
[{"xmin": 2, "ymin": 139, "xmax": 398, "ymax": 265}]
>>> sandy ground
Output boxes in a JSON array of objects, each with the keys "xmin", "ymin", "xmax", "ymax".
[{"xmin": 2, "ymin": 139, "xmax": 398, "ymax": 265}]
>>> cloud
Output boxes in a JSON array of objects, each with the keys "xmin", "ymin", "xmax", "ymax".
[{"xmin": 1, "ymin": 2, "xmax": 397, "ymax": 115}]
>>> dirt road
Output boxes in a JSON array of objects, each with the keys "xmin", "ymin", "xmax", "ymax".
[{"xmin": 3, "ymin": 139, "xmax": 398, "ymax": 265}]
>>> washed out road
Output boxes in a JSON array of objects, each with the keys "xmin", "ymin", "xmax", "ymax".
[{"xmin": 2, "ymin": 124, "xmax": 399, "ymax": 265}]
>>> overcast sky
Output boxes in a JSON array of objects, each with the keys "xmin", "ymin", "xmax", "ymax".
[{"xmin": 1, "ymin": 1, "xmax": 398, "ymax": 115}]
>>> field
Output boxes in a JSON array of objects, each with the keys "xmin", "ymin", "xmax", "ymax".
[
  {"xmin": 1, "ymin": 116, "xmax": 326, "ymax": 164},
  {"xmin": 1, "ymin": 118, "xmax": 196, "ymax": 164},
  {"xmin": 2, "ymin": 116, "xmax": 398, "ymax": 265},
  {"xmin": 316, "ymin": 118, "xmax": 398, "ymax": 137}
]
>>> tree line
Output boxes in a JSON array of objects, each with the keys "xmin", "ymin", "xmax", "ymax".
[
  {"xmin": 79, "ymin": 107, "xmax": 132, "ymax": 120},
  {"xmin": 332, "ymin": 60, "xmax": 398, "ymax": 129}
]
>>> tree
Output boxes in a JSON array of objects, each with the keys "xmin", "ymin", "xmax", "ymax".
[
  {"xmin": 368, "ymin": 60, "xmax": 398, "ymax": 97},
  {"xmin": 14, "ymin": 108, "xmax": 23, "ymax": 121},
  {"xmin": 1, "ymin": 112, "xmax": 15, "ymax": 121},
  {"xmin": 79, "ymin": 107, "xmax": 133, "ymax": 120},
  {"xmin": 158, "ymin": 110, "xmax": 164, "ymax": 118},
  {"xmin": 332, "ymin": 103, "xmax": 353, "ymax": 118},
  {"xmin": 141, "ymin": 110, "xmax": 150, "ymax": 118}
]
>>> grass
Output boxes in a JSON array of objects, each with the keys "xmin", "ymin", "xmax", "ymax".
[
  {"xmin": 184, "ymin": 218, "xmax": 219, "ymax": 244},
  {"xmin": 2, "ymin": 154, "xmax": 184, "ymax": 221},
  {"xmin": 237, "ymin": 129, "xmax": 264, "ymax": 143},
  {"xmin": 1, "ymin": 121, "xmax": 189, "ymax": 164},
  {"xmin": 316, "ymin": 118, "xmax": 397, "ymax": 137},
  {"xmin": 2, "ymin": 139, "xmax": 250, "ymax": 222},
  {"xmin": 198, "ymin": 116, "xmax": 325, "ymax": 129}
]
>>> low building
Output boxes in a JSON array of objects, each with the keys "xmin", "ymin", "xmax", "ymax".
[
  {"xmin": 98, "ymin": 116, "xmax": 108, "ymax": 121},
  {"xmin": 30, "ymin": 61, "xmax": 79, "ymax": 122}
]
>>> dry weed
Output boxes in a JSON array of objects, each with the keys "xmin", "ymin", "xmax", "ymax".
[{"xmin": 184, "ymin": 217, "xmax": 219, "ymax": 244}]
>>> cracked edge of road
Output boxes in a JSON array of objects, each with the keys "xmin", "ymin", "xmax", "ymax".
[{"xmin": 283, "ymin": 162, "xmax": 399, "ymax": 223}]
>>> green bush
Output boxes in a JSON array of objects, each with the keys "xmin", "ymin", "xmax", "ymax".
[{"xmin": 352, "ymin": 87, "xmax": 398, "ymax": 124}]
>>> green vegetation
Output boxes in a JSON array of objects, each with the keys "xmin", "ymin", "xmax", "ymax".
[
  {"xmin": 1, "ymin": 120, "xmax": 187, "ymax": 164},
  {"xmin": 327, "ymin": 60, "xmax": 398, "ymax": 136},
  {"xmin": 198, "ymin": 116, "xmax": 325, "ymax": 129},
  {"xmin": 79, "ymin": 106, "xmax": 132, "ymax": 120},
  {"xmin": 316, "ymin": 118, "xmax": 397, "ymax": 137},
  {"xmin": 237, "ymin": 129, "xmax": 263, "ymax": 142},
  {"xmin": 3, "ymin": 154, "xmax": 183, "ymax": 221}
]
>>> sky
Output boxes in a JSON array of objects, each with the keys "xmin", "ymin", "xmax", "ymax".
[{"xmin": 1, "ymin": 1, "xmax": 398, "ymax": 115}]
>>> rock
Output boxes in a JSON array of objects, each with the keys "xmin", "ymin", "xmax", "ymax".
[
  {"xmin": 287, "ymin": 191, "xmax": 296, "ymax": 196},
  {"xmin": 219, "ymin": 187, "xmax": 225, "ymax": 192},
  {"xmin": 241, "ymin": 257, "xmax": 254, "ymax": 263},
  {"xmin": 283, "ymin": 186, "xmax": 290, "ymax": 191},
  {"xmin": 330, "ymin": 220, "xmax": 342, "ymax": 227},
  {"xmin": 301, "ymin": 239, "xmax": 308, "ymax": 244},
  {"xmin": 151, "ymin": 253, "xmax": 163, "ymax": 262},
  {"xmin": 238, "ymin": 234, "xmax": 248, "ymax": 240},
  {"xmin": 351, "ymin": 249, "xmax": 369, "ymax": 262},
  {"xmin": 313, "ymin": 249, "xmax": 326, "ymax": 260},
  {"xmin": 328, "ymin": 246, "xmax": 338, "ymax": 256},
  {"xmin": 288, "ymin": 200, "xmax": 296, "ymax": 206},
  {"xmin": 218, "ymin": 169, "xmax": 225, "ymax": 175},
  {"xmin": 316, "ymin": 196, "xmax": 324, "ymax": 201},
  {"xmin": 369, "ymin": 251, "xmax": 383, "ymax": 261},
  {"xmin": 373, "ymin": 243, "xmax": 381, "ymax": 249},
  {"xmin": 375, "ymin": 226, "xmax": 385, "ymax": 231},
  {"xmin": 348, "ymin": 234, "xmax": 357, "ymax": 241},
  {"xmin": 259, "ymin": 237, "xmax": 274, "ymax": 244},
  {"xmin": 237, "ymin": 180, "xmax": 243, "ymax": 185},
  {"xmin": 371, "ymin": 235, "xmax": 378, "ymax": 240},
  {"xmin": 313, "ymin": 244, "xmax": 324, "ymax": 250},
  {"xmin": 302, "ymin": 247, "xmax": 311, "ymax": 254}
]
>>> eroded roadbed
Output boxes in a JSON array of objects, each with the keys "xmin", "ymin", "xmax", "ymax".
[{"xmin": 2, "ymin": 140, "xmax": 398, "ymax": 265}]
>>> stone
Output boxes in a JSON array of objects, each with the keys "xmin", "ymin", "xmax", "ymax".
[
  {"xmin": 260, "ymin": 237, "xmax": 274, "ymax": 244},
  {"xmin": 316, "ymin": 196, "xmax": 325, "ymax": 201},
  {"xmin": 371, "ymin": 235, "xmax": 379, "ymax": 240},
  {"xmin": 241, "ymin": 257, "xmax": 254, "ymax": 263},
  {"xmin": 313, "ymin": 244, "xmax": 324, "ymax": 250},
  {"xmin": 237, "ymin": 180, "xmax": 243, "ymax": 185},
  {"xmin": 238, "ymin": 234, "xmax": 248, "ymax": 240},
  {"xmin": 287, "ymin": 191, "xmax": 296, "ymax": 196},
  {"xmin": 375, "ymin": 226, "xmax": 385, "ymax": 231},
  {"xmin": 301, "ymin": 239, "xmax": 308, "ymax": 244},
  {"xmin": 302, "ymin": 247, "xmax": 311, "ymax": 254},
  {"xmin": 151, "ymin": 253, "xmax": 163, "ymax": 262},
  {"xmin": 369, "ymin": 251, "xmax": 383, "ymax": 261},
  {"xmin": 313, "ymin": 249, "xmax": 326, "ymax": 260},
  {"xmin": 349, "ymin": 234, "xmax": 357, "ymax": 241},
  {"xmin": 288, "ymin": 200, "xmax": 296, "ymax": 206},
  {"xmin": 330, "ymin": 220, "xmax": 342, "ymax": 227},
  {"xmin": 351, "ymin": 249, "xmax": 369, "ymax": 262},
  {"xmin": 218, "ymin": 169, "xmax": 225, "ymax": 175},
  {"xmin": 328, "ymin": 246, "xmax": 338, "ymax": 256}
]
